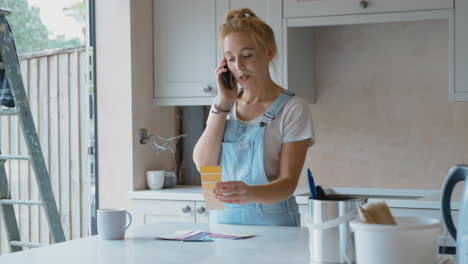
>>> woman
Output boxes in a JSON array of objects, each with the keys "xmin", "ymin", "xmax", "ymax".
[{"xmin": 193, "ymin": 8, "xmax": 315, "ymax": 227}]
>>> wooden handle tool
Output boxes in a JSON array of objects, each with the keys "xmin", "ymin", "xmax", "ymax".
[
  {"xmin": 358, "ymin": 205, "xmax": 376, "ymax": 224},
  {"xmin": 358, "ymin": 202, "xmax": 397, "ymax": 225}
]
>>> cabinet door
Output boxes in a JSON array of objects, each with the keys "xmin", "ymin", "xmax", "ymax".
[
  {"xmin": 221, "ymin": 0, "xmax": 284, "ymax": 86},
  {"xmin": 131, "ymin": 200, "xmax": 196, "ymax": 225},
  {"xmin": 195, "ymin": 201, "xmax": 210, "ymax": 224},
  {"xmin": 154, "ymin": 0, "xmax": 218, "ymax": 105},
  {"xmin": 283, "ymin": 0, "xmax": 453, "ymax": 18},
  {"xmin": 454, "ymin": 0, "xmax": 468, "ymax": 100}
]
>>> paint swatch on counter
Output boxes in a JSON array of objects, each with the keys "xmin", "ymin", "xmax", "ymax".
[
  {"xmin": 156, "ymin": 229, "xmax": 213, "ymax": 242},
  {"xmin": 206, "ymin": 232, "xmax": 255, "ymax": 240},
  {"xmin": 200, "ymin": 166, "xmax": 224, "ymax": 210},
  {"xmin": 156, "ymin": 229, "xmax": 255, "ymax": 241}
]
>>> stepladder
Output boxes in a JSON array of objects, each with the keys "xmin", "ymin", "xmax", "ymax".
[{"xmin": 0, "ymin": 8, "xmax": 66, "ymax": 252}]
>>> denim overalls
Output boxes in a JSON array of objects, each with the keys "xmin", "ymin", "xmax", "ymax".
[{"xmin": 209, "ymin": 90, "xmax": 301, "ymax": 227}]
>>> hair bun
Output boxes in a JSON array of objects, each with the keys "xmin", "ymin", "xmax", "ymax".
[
  {"xmin": 225, "ymin": 8, "xmax": 257, "ymax": 23},
  {"xmin": 218, "ymin": 8, "xmax": 276, "ymax": 57}
]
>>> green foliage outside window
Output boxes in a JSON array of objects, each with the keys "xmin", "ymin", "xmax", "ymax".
[{"xmin": 0, "ymin": 0, "xmax": 82, "ymax": 54}]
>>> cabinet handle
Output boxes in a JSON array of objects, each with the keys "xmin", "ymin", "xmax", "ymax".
[
  {"xmin": 203, "ymin": 85, "xmax": 213, "ymax": 93},
  {"xmin": 197, "ymin": 206, "xmax": 206, "ymax": 214},
  {"xmin": 359, "ymin": 0, "xmax": 369, "ymax": 8},
  {"xmin": 181, "ymin": 205, "xmax": 191, "ymax": 213}
]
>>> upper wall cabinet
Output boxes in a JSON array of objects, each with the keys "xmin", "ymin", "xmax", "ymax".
[
  {"xmin": 154, "ymin": 0, "xmax": 283, "ymax": 106},
  {"xmin": 284, "ymin": 0, "xmax": 467, "ymax": 102},
  {"xmin": 154, "ymin": 0, "xmax": 467, "ymax": 105},
  {"xmin": 153, "ymin": 0, "xmax": 283, "ymax": 105},
  {"xmin": 153, "ymin": 0, "xmax": 222, "ymax": 106},
  {"xmin": 283, "ymin": 0, "xmax": 453, "ymax": 18}
]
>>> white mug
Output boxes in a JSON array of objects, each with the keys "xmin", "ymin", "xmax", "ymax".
[{"xmin": 97, "ymin": 209, "xmax": 132, "ymax": 240}]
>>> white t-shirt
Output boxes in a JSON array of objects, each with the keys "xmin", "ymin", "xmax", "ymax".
[{"xmin": 208, "ymin": 94, "xmax": 315, "ymax": 182}]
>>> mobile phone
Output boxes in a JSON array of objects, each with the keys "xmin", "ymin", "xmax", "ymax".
[{"xmin": 221, "ymin": 66, "xmax": 234, "ymax": 89}]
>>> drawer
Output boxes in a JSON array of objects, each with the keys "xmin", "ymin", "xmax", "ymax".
[
  {"xmin": 283, "ymin": 0, "xmax": 453, "ymax": 18},
  {"xmin": 131, "ymin": 200, "xmax": 196, "ymax": 225}
]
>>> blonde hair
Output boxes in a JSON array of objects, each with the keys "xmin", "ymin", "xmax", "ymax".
[{"xmin": 218, "ymin": 8, "xmax": 276, "ymax": 59}]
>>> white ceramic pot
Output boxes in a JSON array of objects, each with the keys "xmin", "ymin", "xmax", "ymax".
[{"xmin": 146, "ymin": 170, "xmax": 165, "ymax": 190}]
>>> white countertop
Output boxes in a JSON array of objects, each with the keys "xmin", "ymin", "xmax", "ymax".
[
  {"xmin": 129, "ymin": 185, "xmax": 461, "ymax": 210},
  {"xmin": 0, "ymin": 223, "xmax": 310, "ymax": 264}
]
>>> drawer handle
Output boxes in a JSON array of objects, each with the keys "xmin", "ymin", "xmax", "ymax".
[
  {"xmin": 203, "ymin": 85, "xmax": 213, "ymax": 93},
  {"xmin": 197, "ymin": 206, "xmax": 206, "ymax": 214},
  {"xmin": 181, "ymin": 205, "xmax": 191, "ymax": 213},
  {"xmin": 360, "ymin": 0, "xmax": 369, "ymax": 8}
]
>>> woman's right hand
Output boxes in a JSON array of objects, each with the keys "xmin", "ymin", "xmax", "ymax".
[{"xmin": 215, "ymin": 57, "xmax": 238, "ymax": 109}]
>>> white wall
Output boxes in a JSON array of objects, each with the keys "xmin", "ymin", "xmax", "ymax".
[
  {"xmin": 96, "ymin": 0, "xmax": 133, "ymax": 209},
  {"xmin": 299, "ymin": 20, "xmax": 468, "ymax": 192},
  {"xmin": 96, "ymin": 0, "xmax": 176, "ymax": 209},
  {"xmin": 130, "ymin": 0, "xmax": 177, "ymax": 190}
]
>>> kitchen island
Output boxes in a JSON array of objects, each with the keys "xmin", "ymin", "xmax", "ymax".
[{"xmin": 0, "ymin": 222, "xmax": 310, "ymax": 264}]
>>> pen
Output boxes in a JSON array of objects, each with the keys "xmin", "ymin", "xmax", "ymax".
[{"xmin": 307, "ymin": 168, "xmax": 318, "ymax": 199}]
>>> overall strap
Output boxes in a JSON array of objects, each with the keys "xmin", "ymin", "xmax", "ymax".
[{"xmin": 260, "ymin": 89, "xmax": 295, "ymax": 127}]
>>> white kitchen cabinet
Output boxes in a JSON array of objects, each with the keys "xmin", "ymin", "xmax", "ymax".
[
  {"xmin": 284, "ymin": 9, "xmax": 468, "ymax": 102},
  {"xmin": 284, "ymin": 1, "xmax": 468, "ymax": 102},
  {"xmin": 153, "ymin": 0, "xmax": 468, "ymax": 105},
  {"xmin": 131, "ymin": 199, "xmax": 196, "ymax": 225},
  {"xmin": 453, "ymin": 0, "xmax": 468, "ymax": 100},
  {"xmin": 154, "ymin": 0, "xmax": 284, "ymax": 105},
  {"xmin": 131, "ymin": 199, "xmax": 210, "ymax": 225},
  {"xmin": 153, "ymin": 0, "xmax": 222, "ymax": 106},
  {"xmin": 283, "ymin": 0, "xmax": 453, "ymax": 18}
]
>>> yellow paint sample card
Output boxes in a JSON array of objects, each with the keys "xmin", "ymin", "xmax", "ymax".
[{"xmin": 200, "ymin": 166, "xmax": 224, "ymax": 210}]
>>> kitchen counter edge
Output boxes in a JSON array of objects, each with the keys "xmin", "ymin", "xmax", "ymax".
[{"xmin": 128, "ymin": 185, "xmax": 460, "ymax": 210}]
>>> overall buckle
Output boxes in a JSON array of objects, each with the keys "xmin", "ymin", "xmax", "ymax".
[{"xmin": 260, "ymin": 112, "xmax": 275, "ymax": 127}]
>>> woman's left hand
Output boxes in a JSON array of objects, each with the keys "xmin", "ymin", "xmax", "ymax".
[{"xmin": 213, "ymin": 181, "xmax": 251, "ymax": 205}]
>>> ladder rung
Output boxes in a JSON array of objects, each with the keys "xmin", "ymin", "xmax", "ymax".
[
  {"xmin": 0, "ymin": 155, "xmax": 30, "ymax": 160},
  {"xmin": 0, "ymin": 199, "xmax": 42, "ymax": 206},
  {"xmin": 10, "ymin": 241, "xmax": 42, "ymax": 248},
  {"xmin": 0, "ymin": 108, "xmax": 20, "ymax": 116}
]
